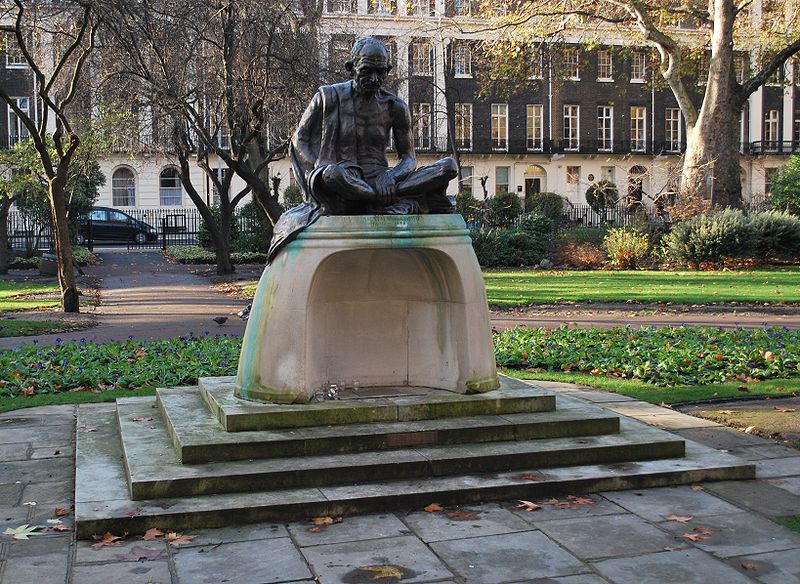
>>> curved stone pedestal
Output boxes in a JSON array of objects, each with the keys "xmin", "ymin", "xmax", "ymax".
[{"xmin": 236, "ymin": 214, "xmax": 500, "ymax": 403}]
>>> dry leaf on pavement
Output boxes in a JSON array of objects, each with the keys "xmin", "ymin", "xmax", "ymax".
[
  {"xmin": 359, "ymin": 565, "xmax": 404, "ymax": 579},
  {"xmin": 515, "ymin": 500, "xmax": 541, "ymax": 512},
  {"xmin": 446, "ymin": 511, "xmax": 478, "ymax": 521},
  {"xmin": 91, "ymin": 532, "xmax": 126, "ymax": 549},
  {"xmin": 142, "ymin": 528, "xmax": 165, "ymax": 541},
  {"xmin": 773, "ymin": 407, "xmax": 796, "ymax": 413},
  {"xmin": 664, "ymin": 515, "xmax": 693, "ymax": 523},
  {"xmin": 166, "ymin": 532, "xmax": 195, "ymax": 547},
  {"xmin": 3, "ymin": 524, "xmax": 44, "ymax": 540},
  {"xmin": 423, "ymin": 503, "xmax": 443, "ymax": 513}
]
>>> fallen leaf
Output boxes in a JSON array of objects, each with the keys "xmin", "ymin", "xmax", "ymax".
[
  {"xmin": 717, "ymin": 410, "xmax": 736, "ymax": 415},
  {"xmin": 91, "ymin": 532, "xmax": 126, "ymax": 549},
  {"xmin": 79, "ymin": 424, "xmax": 98, "ymax": 432},
  {"xmin": 774, "ymin": 407, "xmax": 796, "ymax": 413},
  {"xmin": 165, "ymin": 532, "xmax": 195, "ymax": 547},
  {"xmin": 131, "ymin": 416, "xmax": 154, "ymax": 422},
  {"xmin": 48, "ymin": 524, "xmax": 71, "ymax": 532},
  {"xmin": 765, "ymin": 478, "xmax": 786, "ymax": 485},
  {"xmin": 515, "ymin": 500, "xmax": 541, "ymax": 512},
  {"xmin": 424, "ymin": 503, "xmax": 443, "ymax": 513},
  {"xmin": 118, "ymin": 546, "xmax": 164, "ymax": 562},
  {"xmin": 682, "ymin": 526, "xmax": 715, "ymax": 541},
  {"xmin": 740, "ymin": 561, "xmax": 762, "ymax": 570},
  {"xmin": 359, "ymin": 564, "xmax": 404, "ymax": 579},
  {"xmin": 744, "ymin": 425, "xmax": 757, "ymax": 434},
  {"xmin": 142, "ymin": 528, "xmax": 165, "ymax": 541},
  {"xmin": 446, "ymin": 511, "xmax": 478, "ymax": 521},
  {"xmin": 310, "ymin": 516, "xmax": 342, "ymax": 526},
  {"xmin": 308, "ymin": 526, "xmax": 321, "ymax": 533},
  {"xmin": 3, "ymin": 524, "xmax": 44, "ymax": 540},
  {"xmin": 54, "ymin": 507, "xmax": 72, "ymax": 517},
  {"xmin": 691, "ymin": 485, "xmax": 704, "ymax": 491},
  {"xmin": 664, "ymin": 514, "xmax": 693, "ymax": 523},
  {"xmin": 517, "ymin": 473, "xmax": 547, "ymax": 482}
]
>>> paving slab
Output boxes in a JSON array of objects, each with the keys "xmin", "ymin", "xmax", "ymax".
[
  {"xmin": 736, "ymin": 443, "xmax": 800, "ymax": 460},
  {"xmin": 5, "ymin": 533, "xmax": 71, "ymax": 557},
  {"xmin": 0, "ymin": 484, "xmax": 22, "ymax": 507},
  {"xmin": 602, "ymin": 486, "xmax": 743, "ymax": 521},
  {"xmin": 520, "ymin": 576, "xmax": 612, "ymax": 584},
  {"xmin": 674, "ymin": 427, "xmax": 771, "ymax": 454},
  {"xmin": 507, "ymin": 494, "xmax": 627, "ymax": 523},
  {"xmin": 173, "ymin": 537, "xmax": 312, "ymax": 584},
  {"xmin": 592, "ymin": 548, "xmax": 756, "ymax": 584},
  {"xmin": 429, "ymin": 530, "xmax": 588, "ymax": 583},
  {"xmin": 658, "ymin": 511, "xmax": 800, "ymax": 558},
  {"xmin": 400, "ymin": 502, "xmax": 530, "ymax": 543},
  {"xmin": 288, "ymin": 512, "xmax": 411, "ymax": 547},
  {"xmin": 75, "ymin": 536, "xmax": 167, "ymax": 564},
  {"xmin": 767, "ymin": 476, "xmax": 800, "ymax": 496},
  {"xmin": 535, "ymin": 514, "xmax": 683, "ymax": 560},
  {"xmin": 755, "ymin": 456, "xmax": 800, "ymax": 478},
  {"xmin": 0, "ymin": 550, "xmax": 69, "ymax": 584},
  {"xmin": 726, "ymin": 548, "xmax": 800, "ymax": 584},
  {"xmin": 180, "ymin": 522, "xmax": 289, "ymax": 547},
  {"xmin": 301, "ymin": 534, "xmax": 454, "ymax": 583},
  {"xmin": 69, "ymin": 561, "xmax": 172, "ymax": 584},
  {"xmin": 704, "ymin": 479, "xmax": 800, "ymax": 517}
]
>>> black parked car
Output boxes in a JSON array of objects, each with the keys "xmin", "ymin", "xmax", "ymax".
[{"xmin": 76, "ymin": 207, "xmax": 158, "ymax": 245}]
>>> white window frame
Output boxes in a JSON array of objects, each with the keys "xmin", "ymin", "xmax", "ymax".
[
  {"xmin": 4, "ymin": 33, "xmax": 26, "ymax": 69},
  {"xmin": 563, "ymin": 105, "xmax": 580, "ymax": 151},
  {"xmin": 460, "ymin": 165, "xmax": 474, "ymax": 196},
  {"xmin": 529, "ymin": 49, "xmax": 544, "ymax": 79},
  {"xmin": 412, "ymin": 40, "xmax": 433, "ymax": 76},
  {"xmin": 665, "ymin": 108, "xmax": 682, "ymax": 152},
  {"xmin": 597, "ymin": 105, "xmax": 613, "ymax": 152},
  {"xmin": 453, "ymin": 44, "xmax": 472, "ymax": 77},
  {"xmin": 631, "ymin": 52, "xmax": 647, "ymax": 83},
  {"xmin": 112, "ymin": 167, "xmax": 137, "ymax": 207},
  {"xmin": 455, "ymin": 102, "xmax": 472, "ymax": 150},
  {"xmin": 368, "ymin": 0, "xmax": 396, "ymax": 14},
  {"xmin": 565, "ymin": 48, "xmax": 580, "ymax": 80},
  {"xmin": 495, "ymin": 166, "xmax": 510, "ymax": 195},
  {"xmin": 764, "ymin": 109, "xmax": 780, "ymax": 150},
  {"xmin": 734, "ymin": 54, "xmax": 747, "ymax": 84},
  {"xmin": 159, "ymin": 167, "xmax": 183, "ymax": 206},
  {"xmin": 491, "ymin": 103, "xmax": 508, "ymax": 151},
  {"xmin": 7, "ymin": 97, "xmax": 29, "ymax": 146},
  {"xmin": 597, "ymin": 50, "xmax": 613, "ymax": 81},
  {"xmin": 630, "ymin": 106, "xmax": 647, "ymax": 152},
  {"xmin": 407, "ymin": 0, "xmax": 432, "ymax": 15},
  {"xmin": 453, "ymin": 0, "xmax": 471, "ymax": 16},
  {"xmin": 526, "ymin": 104, "xmax": 543, "ymax": 150},
  {"xmin": 412, "ymin": 102, "xmax": 432, "ymax": 150}
]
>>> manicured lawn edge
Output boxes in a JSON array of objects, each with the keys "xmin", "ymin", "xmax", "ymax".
[{"xmin": 0, "ymin": 386, "xmax": 157, "ymax": 414}]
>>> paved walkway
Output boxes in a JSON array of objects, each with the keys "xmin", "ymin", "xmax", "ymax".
[{"xmin": 1, "ymin": 383, "xmax": 799, "ymax": 583}]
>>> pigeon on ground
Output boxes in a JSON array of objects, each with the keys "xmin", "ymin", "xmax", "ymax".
[
  {"xmin": 213, "ymin": 316, "xmax": 228, "ymax": 326},
  {"xmin": 237, "ymin": 304, "xmax": 251, "ymax": 321}
]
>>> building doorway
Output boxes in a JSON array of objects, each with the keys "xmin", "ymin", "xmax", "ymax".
[{"xmin": 523, "ymin": 165, "xmax": 547, "ymax": 198}]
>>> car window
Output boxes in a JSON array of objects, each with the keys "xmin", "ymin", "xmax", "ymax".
[
  {"xmin": 109, "ymin": 211, "xmax": 131, "ymax": 222},
  {"xmin": 89, "ymin": 209, "xmax": 108, "ymax": 221}
]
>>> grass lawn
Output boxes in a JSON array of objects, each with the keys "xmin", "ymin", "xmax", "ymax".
[
  {"xmin": 0, "ymin": 281, "xmax": 60, "ymax": 312},
  {"xmin": 0, "ymin": 319, "xmax": 77, "ymax": 337},
  {"xmin": 776, "ymin": 516, "xmax": 800, "ymax": 533},
  {"xmin": 0, "ymin": 386, "xmax": 156, "ymax": 414},
  {"xmin": 501, "ymin": 369, "xmax": 800, "ymax": 405},
  {"xmin": 484, "ymin": 268, "xmax": 800, "ymax": 308}
]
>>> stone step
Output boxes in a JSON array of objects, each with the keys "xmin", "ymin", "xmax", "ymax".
[
  {"xmin": 75, "ymin": 405, "xmax": 755, "ymax": 539},
  {"xmin": 117, "ymin": 398, "xmax": 685, "ymax": 500},
  {"xmin": 157, "ymin": 386, "xmax": 621, "ymax": 464},
  {"xmin": 198, "ymin": 376, "xmax": 556, "ymax": 431}
]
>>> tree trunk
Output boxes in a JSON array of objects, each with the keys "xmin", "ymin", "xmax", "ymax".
[
  {"xmin": 49, "ymin": 179, "xmax": 80, "ymax": 313},
  {"xmin": 250, "ymin": 183, "xmax": 283, "ymax": 226},
  {"xmin": 0, "ymin": 198, "xmax": 12, "ymax": 275},
  {"xmin": 680, "ymin": 0, "xmax": 743, "ymax": 208},
  {"xmin": 214, "ymin": 205, "xmax": 235, "ymax": 276}
]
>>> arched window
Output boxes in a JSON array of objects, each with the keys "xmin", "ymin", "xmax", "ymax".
[
  {"xmin": 112, "ymin": 167, "xmax": 136, "ymax": 206},
  {"xmin": 627, "ymin": 165, "xmax": 648, "ymax": 205},
  {"xmin": 159, "ymin": 167, "xmax": 182, "ymax": 206}
]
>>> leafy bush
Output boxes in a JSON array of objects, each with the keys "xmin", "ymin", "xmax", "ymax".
[
  {"xmin": 519, "ymin": 212, "xmax": 553, "ymax": 236},
  {"xmin": 585, "ymin": 180, "xmax": 619, "ymax": 214},
  {"xmin": 602, "ymin": 228, "xmax": 650, "ymax": 269},
  {"xmin": 9, "ymin": 256, "xmax": 39, "ymax": 270},
  {"xmin": 661, "ymin": 209, "xmax": 755, "ymax": 268},
  {"xmin": 560, "ymin": 242, "xmax": 607, "ymax": 269},
  {"xmin": 198, "ymin": 206, "xmax": 241, "ymax": 248},
  {"xmin": 470, "ymin": 227, "xmax": 548, "ymax": 267},
  {"xmin": 71, "ymin": 246, "xmax": 98, "ymax": 266},
  {"xmin": 524, "ymin": 192, "xmax": 564, "ymax": 222},
  {"xmin": 487, "ymin": 192, "xmax": 522, "ymax": 228},
  {"xmin": 749, "ymin": 210, "xmax": 800, "ymax": 261},
  {"xmin": 233, "ymin": 201, "xmax": 273, "ymax": 253},
  {"xmin": 455, "ymin": 191, "xmax": 485, "ymax": 224},
  {"xmin": 283, "ymin": 184, "xmax": 303, "ymax": 207},
  {"xmin": 230, "ymin": 251, "xmax": 267, "ymax": 264},
  {"xmin": 768, "ymin": 155, "xmax": 800, "ymax": 216},
  {"xmin": 166, "ymin": 245, "xmax": 266, "ymax": 265},
  {"xmin": 665, "ymin": 195, "xmax": 717, "ymax": 222},
  {"xmin": 494, "ymin": 324, "xmax": 800, "ymax": 387}
]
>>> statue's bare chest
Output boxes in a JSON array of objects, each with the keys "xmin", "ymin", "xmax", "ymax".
[{"xmin": 354, "ymin": 99, "xmax": 392, "ymax": 148}]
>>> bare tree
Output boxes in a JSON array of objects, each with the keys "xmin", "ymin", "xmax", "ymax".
[
  {"xmin": 98, "ymin": 0, "xmax": 321, "ymax": 274},
  {"xmin": 0, "ymin": 0, "xmax": 96, "ymax": 311},
  {"xmin": 478, "ymin": 0, "xmax": 800, "ymax": 208}
]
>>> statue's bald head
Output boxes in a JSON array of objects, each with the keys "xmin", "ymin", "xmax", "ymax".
[{"xmin": 345, "ymin": 37, "xmax": 392, "ymax": 74}]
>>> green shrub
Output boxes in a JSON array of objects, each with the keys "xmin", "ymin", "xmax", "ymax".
[
  {"xmin": 470, "ymin": 227, "xmax": 548, "ymax": 267},
  {"xmin": 585, "ymin": 180, "xmax": 619, "ymax": 214},
  {"xmin": 71, "ymin": 246, "xmax": 97, "ymax": 266},
  {"xmin": 768, "ymin": 155, "xmax": 800, "ymax": 216},
  {"xmin": 524, "ymin": 192, "xmax": 565, "ymax": 222},
  {"xmin": 519, "ymin": 212, "xmax": 553, "ymax": 235},
  {"xmin": 661, "ymin": 209, "xmax": 755, "ymax": 267},
  {"xmin": 198, "ymin": 206, "xmax": 241, "ymax": 248},
  {"xmin": 166, "ymin": 245, "xmax": 216, "ymax": 264},
  {"xmin": 455, "ymin": 191, "xmax": 485, "ymax": 224},
  {"xmin": 230, "ymin": 251, "xmax": 267, "ymax": 264},
  {"xmin": 749, "ymin": 210, "xmax": 800, "ymax": 261},
  {"xmin": 233, "ymin": 201, "xmax": 273, "ymax": 253},
  {"xmin": 9, "ymin": 256, "xmax": 39, "ymax": 270},
  {"xmin": 283, "ymin": 184, "xmax": 303, "ymax": 207},
  {"xmin": 487, "ymin": 192, "xmax": 522, "ymax": 228},
  {"xmin": 602, "ymin": 228, "xmax": 650, "ymax": 269}
]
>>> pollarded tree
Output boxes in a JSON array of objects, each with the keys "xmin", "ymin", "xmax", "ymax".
[
  {"xmin": 478, "ymin": 0, "xmax": 800, "ymax": 208},
  {"xmin": 0, "ymin": 0, "xmax": 96, "ymax": 311},
  {"xmin": 97, "ymin": 0, "xmax": 321, "ymax": 274}
]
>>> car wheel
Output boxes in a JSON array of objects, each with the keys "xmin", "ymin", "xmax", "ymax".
[
  {"xmin": 134, "ymin": 232, "xmax": 147, "ymax": 244},
  {"xmin": 75, "ymin": 233, "xmax": 86, "ymax": 245}
]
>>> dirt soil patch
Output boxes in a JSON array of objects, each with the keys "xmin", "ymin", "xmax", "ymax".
[{"xmin": 676, "ymin": 397, "xmax": 800, "ymax": 449}]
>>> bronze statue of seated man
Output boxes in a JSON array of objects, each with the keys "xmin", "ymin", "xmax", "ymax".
[{"xmin": 268, "ymin": 36, "xmax": 459, "ymax": 260}]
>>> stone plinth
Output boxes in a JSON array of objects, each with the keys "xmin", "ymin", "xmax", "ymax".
[{"xmin": 236, "ymin": 214, "xmax": 500, "ymax": 404}]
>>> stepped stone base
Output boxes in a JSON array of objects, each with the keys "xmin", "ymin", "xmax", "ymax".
[{"xmin": 74, "ymin": 377, "xmax": 755, "ymax": 538}]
